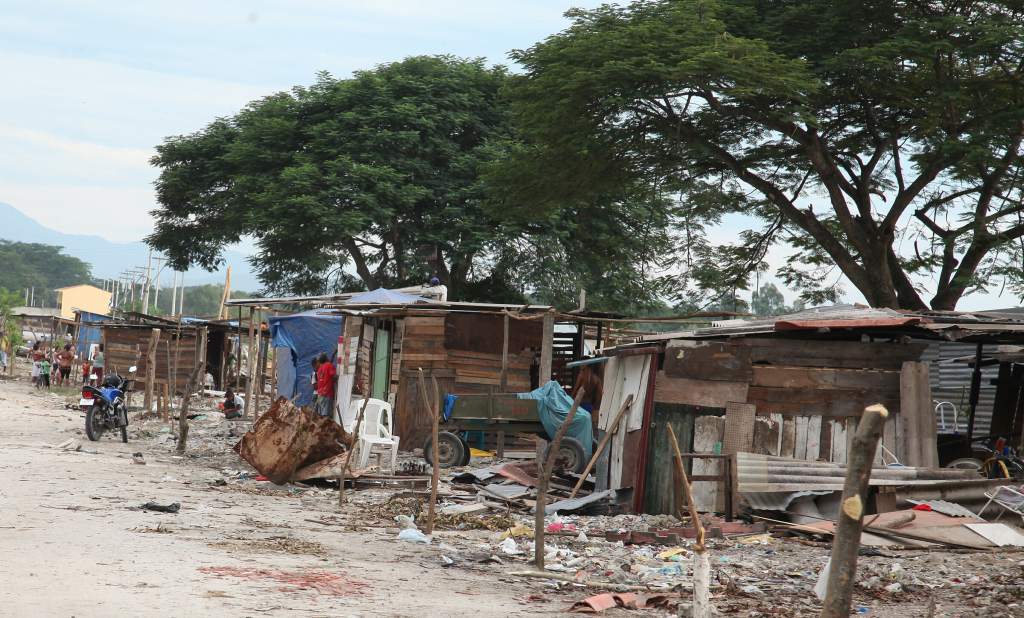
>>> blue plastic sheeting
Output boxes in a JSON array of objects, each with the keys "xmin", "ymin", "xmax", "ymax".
[
  {"xmin": 268, "ymin": 309, "xmax": 343, "ymax": 406},
  {"xmin": 75, "ymin": 310, "xmax": 107, "ymax": 358},
  {"xmin": 517, "ymin": 381, "xmax": 593, "ymax": 462},
  {"xmin": 347, "ymin": 288, "xmax": 426, "ymax": 304}
]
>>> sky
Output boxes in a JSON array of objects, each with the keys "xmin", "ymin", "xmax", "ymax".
[
  {"xmin": 0, "ymin": 1, "xmax": 1018, "ymax": 310},
  {"xmin": 0, "ymin": 0, "xmax": 599, "ymax": 241}
]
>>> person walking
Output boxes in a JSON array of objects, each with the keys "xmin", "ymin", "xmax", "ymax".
[
  {"xmin": 30, "ymin": 342, "xmax": 43, "ymax": 386},
  {"xmin": 314, "ymin": 352, "xmax": 336, "ymax": 419}
]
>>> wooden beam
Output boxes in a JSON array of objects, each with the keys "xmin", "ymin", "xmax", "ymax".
[
  {"xmin": 539, "ymin": 312, "xmax": 554, "ymax": 385},
  {"xmin": 244, "ymin": 307, "xmax": 257, "ymax": 418}
]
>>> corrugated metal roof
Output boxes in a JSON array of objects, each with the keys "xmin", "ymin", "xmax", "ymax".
[{"xmin": 923, "ymin": 342, "xmax": 995, "ymax": 438}]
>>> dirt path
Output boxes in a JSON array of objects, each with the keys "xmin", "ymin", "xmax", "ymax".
[{"xmin": 0, "ymin": 376, "xmax": 568, "ymax": 617}]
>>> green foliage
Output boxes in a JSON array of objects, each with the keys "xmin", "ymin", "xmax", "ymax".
[
  {"xmin": 751, "ymin": 282, "xmax": 803, "ymax": 316},
  {"xmin": 506, "ymin": 0, "xmax": 1024, "ymax": 310},
  {"xmin": 0, "ymin": 241, "xmax": 93, "ymax": 307},
  {"xmin": 0, "ymin": 288, "xmax": 24, "ymax": 355},
  {"xmin": 151, "ymin": 285, "xmax": 252, "ymax": 317}
]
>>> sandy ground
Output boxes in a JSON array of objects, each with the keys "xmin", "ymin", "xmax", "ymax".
[{"xmin": 0, "ymin": 374, "xmax": 568, "ymax": 617}]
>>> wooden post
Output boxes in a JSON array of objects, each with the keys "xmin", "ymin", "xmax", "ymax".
[
  {"xmin": 143, "ymin": 328, "xmax": 161, "ymax": 414},
  {"xmin": 821, "ymin": 404, "xmax": 889, "ymax": 618},
  {"xmin": 416, "ymin": 369, "xmax": 443, "ymax": 533},
  {"xmin": 535, "ymin": 388, "xmax": 585, "ymax": 571},
  {"xmin": 668, "ymin": 423, "xmax": 712, "ymax": 617},
  {"xmin": 177, "ymin": 326, "xmax": 207, "ymax": 453},
  {"xmin": 539, "ymin": 312, "xmax": 554, "ymax": 385},
  {"xmin": 500, "ymin": 313, "xmax": 509, "ymax": 391},
  {"xmin": 569, "ymin": 394, "xmax": 634, "ymax": 499},
  {"xmin": 339, "ymin": 395, "xmax": 370, "ymax": 505},
  {"xmin": 254, "ymin": 310, "xmax": 263, "ymax": 417},
  {"xmin": 244, "ymin": 307, "xmax": 257, "ymax": 418}
]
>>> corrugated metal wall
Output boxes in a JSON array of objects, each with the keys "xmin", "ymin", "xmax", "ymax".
[{"xmin": 922, "ymin": 342, "xmax": 996, "ymax": 438}]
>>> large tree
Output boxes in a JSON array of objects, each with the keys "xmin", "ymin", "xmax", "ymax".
[
  {"xmin": 0, "ymin": 241, "xmax": 93, "ymax": 306},
  {"xmin": 506, "ymin": 0, "xmax": 1024, "ymax": 310},
  {"xmin": 150, "ymin": 56, "xmax": 526, "ymax": 297}
]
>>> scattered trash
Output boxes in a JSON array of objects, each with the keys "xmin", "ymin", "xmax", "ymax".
[
  {"xmin": 197, "ymin": 566, "xmax": 368, "ymax": 596},
  {"xmin": 397, "ymin": 528, "xmax": 430, "ymax": 544},
  {"xmin": 140, "ymin": 502, "xmax": 180, "ymax": 514},
  {"xmin": 132, "ymin": 452, "xmax": 146, "ymax": 465},
  {"xmin": 499, "ymin": 537, "xmax": 523, "ymax": 555}
]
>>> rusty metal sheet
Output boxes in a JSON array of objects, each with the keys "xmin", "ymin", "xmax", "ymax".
[
  {"xmin": 292, "ymin": 452, "xmax": 355, "ymax": 482},
  {"xmin": 235, "ymin": 397, "xmax": 350, "ymax": 484}
]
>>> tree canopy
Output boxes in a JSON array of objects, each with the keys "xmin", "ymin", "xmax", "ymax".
[
  {"xmin": 505, "ymin": 0, "xmax": 1024, "ymax": 310},
  {"xmin": 148, "ymin": 55, "xmax": 676, "ymax": 311},
  {"xmin": 0, "ymin": 241, "xmax": 93, "ymax": 307}
]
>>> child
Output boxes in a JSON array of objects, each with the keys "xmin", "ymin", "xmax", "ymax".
[
  {"xmin": 38, "ymin": 357, "xmax": 51, "ymax": 390},
  {"xmin": 82, "ymin": 359, "xmax": 92, "ymax": 385},
  {"xmin": 221, "ymin": 388, "xmax": 244, "ymax": 419}
]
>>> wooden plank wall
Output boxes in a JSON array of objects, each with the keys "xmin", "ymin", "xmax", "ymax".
[
  {"xmin": 655, "ymin": 337, "xmax": 928, "ymax": 465},
  {"xmin": 104, "ymin": 326, "xmax": 200, "ymax": 393}
]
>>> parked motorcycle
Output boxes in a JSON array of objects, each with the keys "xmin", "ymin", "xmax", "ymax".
[{"xmin": 80, "ymin": 366, "xmax": 136, "ymax": 443}]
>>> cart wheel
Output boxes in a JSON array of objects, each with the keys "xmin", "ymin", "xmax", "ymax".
[
  {"xmin": 424, "ymin": 431, "xmax": 467, "ymax": 469},
  {"xmin": 458, "ymin": 435, "xmax": 472, "ymax": 466},
  {"xmin": 544, "ymin": 437, "xmax": 587, "ymax": 474}
]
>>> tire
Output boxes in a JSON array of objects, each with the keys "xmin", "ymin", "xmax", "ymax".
[
  {"xmin": 85, "ymin": 405, "xmax": 104, "ymax": 441},
  {"xmin": 424, "ymin": 431, "xmax": 467, "ymax": 469},
  {"xmin": 946, "ymin": 458, "xmax": 983, "ymax": 471},
  {"xmin": 544, "ymin": 437, "xmax": 587, "ymax": 474}
]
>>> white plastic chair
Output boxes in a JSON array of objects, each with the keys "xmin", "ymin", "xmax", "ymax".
[
  {"xmin": 978, "ymin": 485, "xmax": 1024, "ymax": 524},
  {"xmin": 352, "ymin": 398, "xmax": 400, "ymax": 472}
]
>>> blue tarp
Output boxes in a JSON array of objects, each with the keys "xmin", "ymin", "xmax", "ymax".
[
  {"xmin": 75, "ymin": 310, "xmax": 107, "ymax": 358},
  {"xmin": 268, "ymin": 309, "xmax": 343, "ymax": 406},
  {"xmin": 347, "ymin": 288, "xmax": 426, "ymax": 304},
  {"xmin": 518, "ymin": 381, "xmax": 593, "ymax": 462}
]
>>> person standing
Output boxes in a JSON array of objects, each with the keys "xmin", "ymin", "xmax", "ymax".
[
  {"xmin": 92, "ymin": 344, "xmax": 105, "ymax": 384},
  {"xmin": 30, "ymin": 342, "xmax": 43, "ymax": 385},
  {"xmin": 38, "ymin": 355, "xmax": 51, "ymax": 390},
  {"xmin": 314, "ymin": 352, "xmax": 336, "ymax": 419},
  {"xmin": 56, "ymin": 344, "xmax": 74, "ymax": 387}
]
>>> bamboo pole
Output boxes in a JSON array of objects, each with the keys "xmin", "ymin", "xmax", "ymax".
[
  {"xmin": 821, "ymin": 404, "xmax": 889, "ymax": 618},
  {"xmin": 535, "ymin": 388, "xmax": 585, "ymax": 571},
  {"xmin": 338, "ymin": 395, "xmax": 370, "ymax": 506},
  {"xmin": 569, "ymin": 394, "xmax": 634, "ymax": 499}
]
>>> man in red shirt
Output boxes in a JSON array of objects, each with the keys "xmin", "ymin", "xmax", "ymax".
[{"xmin": 314, "ymin": 352, "xmax": 337, "ymax": 419}]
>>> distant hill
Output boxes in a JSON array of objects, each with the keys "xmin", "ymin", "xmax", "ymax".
[{"xmin": 0, "ymin": 202, "xmax": 260, "ymax": 291}]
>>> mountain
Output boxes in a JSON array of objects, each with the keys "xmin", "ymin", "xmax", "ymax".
[{"xmin": 0, "ymin": 202, "xmax": 261, "ymax": 291}]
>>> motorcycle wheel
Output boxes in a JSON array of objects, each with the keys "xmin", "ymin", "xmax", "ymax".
[{"xmin": 85, "ymin": 405, "xmax": 104, "ymax": 441}]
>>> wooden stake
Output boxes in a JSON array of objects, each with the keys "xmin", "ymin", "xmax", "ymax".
[
  {"xmin": 339, "ymin": 395, "xmax": 370, "ymax": 505},
  {"xmin": 539, "ymin": 312, "xmax": 555, "ymax": 385},
  {"xmin": 569, "ymin": 394, "xmax": 634, "ymax": 499},
  {"xmin": 244, "ymin": 307, "xmax": 256, "ymax": 418},
  {"xmin": 821, "ymin": 404, "xmax": 889, "ymax": 618},
  {"xmin": 142, "ymin": 328, "xmax": 161, "ymax": 414},
  {"xmin": 177, "ymin": 326, "xmax": 207, "ymax": 454},
  {"xmin": 417, "ymin": 371, "xmax": 442, "ymax": 534},
  {"xmin": 668, "ymin": 422, "xmax": 712, "ymax": 617},
  {"xmin": 535, "ymin": 388, "xmax": 585, "ymax": 571}
]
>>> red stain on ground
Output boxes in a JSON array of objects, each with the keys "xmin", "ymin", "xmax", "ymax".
[{"xmin": 198, "ymin": 566, "xmax": 370, "ymax": 596}]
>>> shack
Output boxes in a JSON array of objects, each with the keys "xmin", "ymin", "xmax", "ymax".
[{"xmin": 593, "ymin": 305, "xmax": 1024, "ymax": 516}]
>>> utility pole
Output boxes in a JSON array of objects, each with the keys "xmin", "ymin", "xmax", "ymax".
[
  {"xmin": 170, "ymin": 271, "xmax": 178, "ymax": 317},
  {"xmin": 178, "ymin": 274, "xmax": 186, "ymax": 315},
  {"xmin": 141, "ymin": 249, "xmax": 152, "ymax": 314}
]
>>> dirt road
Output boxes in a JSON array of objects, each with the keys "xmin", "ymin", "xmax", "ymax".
[{"xmin": 0, "ymin": 376, "xmax": 565, "ymax": 617}]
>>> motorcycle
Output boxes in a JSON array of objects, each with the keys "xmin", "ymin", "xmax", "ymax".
[{"xmin": 80, "ymin": 366, "xmax": 136, "ymax": 443}]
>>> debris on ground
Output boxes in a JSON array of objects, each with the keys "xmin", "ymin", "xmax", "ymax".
[{"xmin": 140, "ymin": 501, "xmax": 181, "ymax": 513}]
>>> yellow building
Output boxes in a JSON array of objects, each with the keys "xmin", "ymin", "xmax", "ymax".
[{"xmin": 54, "ymin": 284, "xmax": 111, "ymax": 320}]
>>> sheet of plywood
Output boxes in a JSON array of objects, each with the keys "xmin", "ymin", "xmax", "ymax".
[
  {"xmin": 663, "ymin": 340, "xmax": 752, "ymax": 382},
  {"xmin": 900, "ymin": 361, "xmax": 933, "ymax": 467},
  {"xmin": 692, "ymin": 415, "xmax": 725, "ymax": 513},
  {"xmin": 722, "ymin": 402, "xmax": 756, "ymax": 456},
  {"xmin": 752, "ymin": 415, "xmax": 781, "ymax": 456},
  {"xmin": 655, "ymin": 374, "xmax": 749, "ymax": 408},
  {"xmin": 964, "ymin": 523, "xmax": 1024, "ymax": 547}
]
